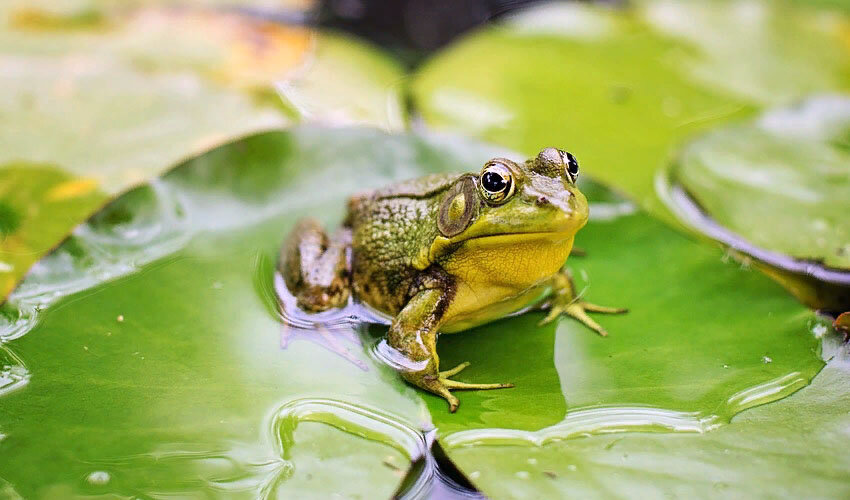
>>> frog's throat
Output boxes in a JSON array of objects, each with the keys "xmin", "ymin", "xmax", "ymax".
[{"xmin": 413, "ymin": 231, "xmax": 575, "ymax": 270}]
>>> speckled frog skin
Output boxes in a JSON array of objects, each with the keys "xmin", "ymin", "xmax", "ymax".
[{"xmin": 280, "ymin": 148, "xmax": 625, "ymax": 412}]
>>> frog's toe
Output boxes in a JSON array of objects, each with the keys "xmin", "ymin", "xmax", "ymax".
[
  {"xmin": 441, "ymin": 379, "xmax": 514, "ymax": 391},
  {"xmin": 436, "ymin": 386, "xmax": 460, "ymax": 412},
  {"xmin": 582, "ymin": 302, "xmax": 628, "ymax": 314},
  {"xmin": 567, "ymin": 303, "xmax": 609, "ymax": 336},
  {"xmin": 439, "ymin": 361, "xmax": 470, "ymax": 378},
  {"xmin": 566, "ymin": 300, "xmax": 627, "ymax": 337},
  {"xmin": 443, "ymin": 390, "xmax": 460, "ymax": 413},
  {"xmin": 540, "ymin": 299, "xmax": 627, "ymax": 336},
  {"xmin": 537, "ymin": 306, "xmax": 564, "ymax": 327}
]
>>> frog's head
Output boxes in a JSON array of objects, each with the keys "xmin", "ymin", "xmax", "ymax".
[
  {"xmin": 417, "ymin": 148, "xmax": 589, "ymax": 273},
  {"xmin": 435, "ymin": 147, "xmax": 588, "ymax": 243}
]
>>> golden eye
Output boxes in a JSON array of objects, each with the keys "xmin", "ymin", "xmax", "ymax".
[{"xmin": 479, "ymin": 162, "xmax": 515, "ymax": 204}]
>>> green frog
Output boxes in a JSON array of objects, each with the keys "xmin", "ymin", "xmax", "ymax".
[{"xmin": 279, "ymin": 148, "xmax": 625, "ymax": 412}]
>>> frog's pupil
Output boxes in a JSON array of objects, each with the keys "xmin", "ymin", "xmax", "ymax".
[
  {"xmin": 566, "ymin": 153, "xmax": 579, "ymax": 175},
  {"xmin": 482, "ymin": 171, "xmax": 507, "ymax": 192}
]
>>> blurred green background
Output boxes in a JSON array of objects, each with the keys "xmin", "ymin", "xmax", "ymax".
[{"xmin": 1, "ymin": 1, "xmax": 849, "ymax": 498}]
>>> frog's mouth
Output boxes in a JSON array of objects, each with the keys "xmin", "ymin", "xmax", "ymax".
[{"xmin": 461, "ymin": 231, "xmax": 576, "ymax": 246}]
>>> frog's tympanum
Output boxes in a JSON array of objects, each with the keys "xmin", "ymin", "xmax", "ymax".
[{"xmin": 280, "ymin": 148, "xmax": 626, "ymax": 411}]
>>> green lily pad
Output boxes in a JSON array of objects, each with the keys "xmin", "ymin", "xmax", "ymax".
[
  {"xmin": 446, "ymin": 337, "xmax": 850, "ymax": 499},
  {"xmin": 0, "ymin": 4, "xmax": 407, "ymax": 301},
  {"xmin": 0, "ymin": 127, "xmax": 832, "ymax": 497},
  {"xmin": 666, "ymin": 95, "xmax": 850, "ymax": 291},
  {"xmin": 411, "ymin": 0, "xmax": 850, "ymax": 222}
]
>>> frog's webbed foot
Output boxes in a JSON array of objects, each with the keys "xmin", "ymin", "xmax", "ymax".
[{"xmin": 539, "ymin": 270, "xmax": 628, "ymax": 337}]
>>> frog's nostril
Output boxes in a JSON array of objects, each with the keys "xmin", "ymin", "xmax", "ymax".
[{"xmin": 536, "ymin": 196, "xmax": 550, "ymax": 206}]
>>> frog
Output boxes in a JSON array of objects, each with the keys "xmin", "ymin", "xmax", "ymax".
[{"xmin": 279, "ymin": 147, "xmax": 626, "ymax": 412}]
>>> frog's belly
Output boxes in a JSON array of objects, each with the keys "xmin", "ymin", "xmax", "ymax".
[{"xmin": 440, "ymin": 282, "xmax": 550, "ymax": 333}]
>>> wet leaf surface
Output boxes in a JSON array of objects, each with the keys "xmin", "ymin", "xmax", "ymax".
[
  {"xmin": 668, "ymin": 95, "xmax": 850, "ymax": 276},
  {"xmin": 447, "ymin": 338, "xmax": 850, "ymax": 500},
  {"xmin": 411, "ymin": 0, "xmax": 850, "ymax": 222},
  {"xmin": 0, "ymin": 128, "xmax": 832, "ymax": 498}
]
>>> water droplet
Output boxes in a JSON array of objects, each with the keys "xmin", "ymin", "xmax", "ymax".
[
  {"xmin": 567, "ymin": 464, "xmax": 577, "ymax": 472},
  {"xmin": 86, "ymin": 471, "xmax": 110, "ymax": 485},
  {"xmin": 527, "ymin": 457, "xmax": 538, "ymax": 465},
  {"xmin": 468, "ymin": 471, "xmax": 480, "ymax": 480},
  {"xmin": 723, "ymin": 364, "xmax": 729, "ymax": 368},
  {"xmin": 812, "ymin": 324, "xmax": 828, "ymax": 339},
  {"xmin": 762, "ymin": 356, "xmax": 773, "ymax": 364},
  {"xmin": 116, "ymin": 315, "xmax": 124, "ymax": 322},
  {"xmin": 515, "ymin": 471, "xmax": 529, "ymax": 479}
]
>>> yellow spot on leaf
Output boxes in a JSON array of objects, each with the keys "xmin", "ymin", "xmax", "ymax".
[
  {"xmin": 122, "ymin": 8, "xmax": 313, "ymax": 91},
  {"xmin": 45, "ymin": 178, "xmax": 98, "ymax": 201}
]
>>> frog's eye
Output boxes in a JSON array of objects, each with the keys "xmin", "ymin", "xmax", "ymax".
[
  {"xmin": 561, "ymin": 151, "xmax": 579, "ymax": 183},
  {"xmin": 479, "ymin": 162, "xmax": 515, "ymax": 204}
]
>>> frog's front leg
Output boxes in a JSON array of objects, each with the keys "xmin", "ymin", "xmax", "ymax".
[
  {"xmin": 389, "ymin": 282, "xmax": 513, "ymax": 412},
  {"xmin": 539, "ymin": 270, "xmax": 627, "ymax": 336},
  {"xmin": 279, "ymin": 218, "xmax": 351, "ymax": 312}
]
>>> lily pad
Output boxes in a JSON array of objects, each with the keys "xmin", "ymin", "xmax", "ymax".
[
  {"xmin": 445, "ymin": 338, "xmax": 850, "ymax": 500},
  {"xmin": 0, "ymin": 4, "xmax": 407, "ymax": 301},
  {"xmin": 665, "ymin": 95, "xmax": 850, "ymax": 296},
  {"xmin": 411, "ymin": 0, "xmax": 850, "ymax": 221},
  {"xmin": 0, "ymin": 127, "xmax": 832, "ymax": 498}
]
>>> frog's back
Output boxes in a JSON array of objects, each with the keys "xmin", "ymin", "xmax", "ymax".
[
  {"xmin": 369, "ymin": 173, "xmax": 460, "ymax": 199},
  {"xmin": 347, "ymin": 173, "xmax": 461, "ymax": 314}
]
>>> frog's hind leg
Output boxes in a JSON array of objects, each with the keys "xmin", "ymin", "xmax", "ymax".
[
  {"xmin": 539, "ymin": 270, "xmax": 627, "ymax": 337},
  {"xmin": 279, "ymin": 218, "xmax": 352, "ymax": 312},
  {"xmin": 389, "ymin": 279, "xmax": 513, "ymax": 413}
]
